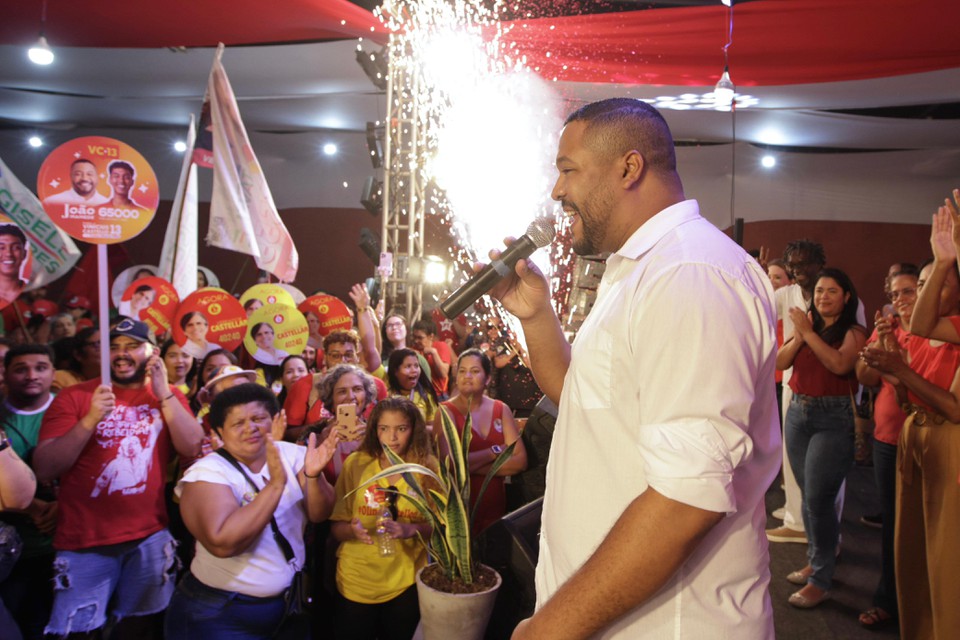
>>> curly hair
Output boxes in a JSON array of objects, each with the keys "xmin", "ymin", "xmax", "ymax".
[
  {"xmin": 782, "ymin": 239, "xmax": 826, "ymax": 268},
  {"xmin": 317, "ymin": 364, "xmax": 377, "ymax": 414}
]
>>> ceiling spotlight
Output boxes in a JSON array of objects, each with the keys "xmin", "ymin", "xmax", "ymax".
[
  {"xmin": 28, "ymin": 136, "xmax": 43, "ymax": 148},
  {"xmin": 323, "ymin": 143, "xmax": 338, "ymax": 156},
  {"xmin": 355, "ymin": 47, "xmax": 389, "ymax": 91},
  {"xmin": 761, "ymin": 155, "xmax": 776, "ymax": 169},
  {"xmin": 714, "ymin": 66, "xmax": 735, "ymax": 107},
  {"xmin": 366, "ymin": 122, "xmax": 383, "ymax": 169},
  {"xmin": 721, "ymin": 0, "xmax": 733, "ymax": 6},
  {"xmin": 28, "ymin": 35, "xmax": 54, "ymax": 65},
  {"xmin": 173, "ymin": 140, "xmax": 187, "ymax": 153}
]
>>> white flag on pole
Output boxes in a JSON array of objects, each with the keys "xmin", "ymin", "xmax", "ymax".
[
  {"xmin": 204, "ymin": 44, "xmax": 299, "ymax": 282},
  {"xmin": 0, "ymin": 154, "xmax": 81, "ymax": 289},
  {"xmin": 158, "ymin": 114, "xmax": 199, "ymax": 299}
]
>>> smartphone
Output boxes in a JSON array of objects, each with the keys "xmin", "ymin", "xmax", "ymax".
[{"xmin": 336, "ymin": 404, "xmax": 360, "ymax": 440}]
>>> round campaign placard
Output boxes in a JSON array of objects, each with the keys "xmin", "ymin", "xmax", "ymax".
[
  {"xmin": 239, "ymin": 283, "xmax": 295, "ymax": 317},
  {"xmin": 118, "ymin": 276, "xmax": 179, "ymax": 336},
  {"xmin": 244, "ymin": 304, "xmax": 308, "ymax": 366},
  {"xmin": 111, "ymin": 264, "xmax": 157, "ymax": 307},
  {"xmin": 172, "ymin": 288, "xmax": 246, "ymax": 359},
  {"xmin": 37, "ymin": 136, "xmax": 159, "ymax": 244},
  {"xmin": 0, "ymin": 214, "xmax": 33, "ymax": 311},
  {"xmin": 298, "ymin": 294, "xmax": 352, "ymax": 339}
]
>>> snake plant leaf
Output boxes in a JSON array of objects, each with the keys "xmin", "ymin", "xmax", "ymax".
[
  {"xmin": 439, "ymin": 406, "xmax": 468, "ymax": 493},
  {"xmin": 444, "ymin": 481, "xmax": 473, "ymax": 583}
]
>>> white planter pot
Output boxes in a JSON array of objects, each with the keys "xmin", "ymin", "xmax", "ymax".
[{"xmin": 415, "ymin": 564, "xmax": 502, "ymax": 640}]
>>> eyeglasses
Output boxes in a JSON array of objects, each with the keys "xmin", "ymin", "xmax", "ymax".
[{"xmin": 888, "ymin": 287, "xmax": 917, "ymax": 302}]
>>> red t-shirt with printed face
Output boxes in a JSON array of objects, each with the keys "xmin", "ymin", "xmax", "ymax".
[{"xmin": 38, "ymin": 379, "xmax": 189, "ymax": 550}]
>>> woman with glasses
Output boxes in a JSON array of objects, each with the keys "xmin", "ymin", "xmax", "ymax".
[{"xmin": 853, "ymin": 266, "xmax": 919, "ymax": 629}]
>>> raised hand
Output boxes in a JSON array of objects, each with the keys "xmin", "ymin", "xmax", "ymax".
[
  {"xmin": 788, "ymin": 307, "xmax": 812, "ymax": 342},
  {"xmin": 265, "ymin": 434, "xmax": 287, "ymax": 489},
  {"xmin": 146, "ymin": 354, "xmax": 169, "ymax": 399},
  {"xmin": 945, "ymin": 189, "xmax": 960, "ymax": 250},
  {"xmin": 874, "ymin": 311, "xmax": 897, "ymax": 351},
  {"xmin": 304, "ymin": 429, "xmax": 340, "ymax": 479},
  {"xmin": 757, "ymin": 246, "xmax": 770, "ymax": 270},
  {"xmin": 271, "ymin": 409, "xmax": 288, "ymax": 441},
  {"xmin": 930, "ymin": 204, "xmax": 958, "ymax": 264},
  {"xmin": 348, "ymin": 283, "xmax": 371, "ymax": 311}
]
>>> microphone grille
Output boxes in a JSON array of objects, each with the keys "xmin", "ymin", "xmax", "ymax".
[{"xmin": 525, "ymin": 217, "xmax": 556, "ymax": 248}]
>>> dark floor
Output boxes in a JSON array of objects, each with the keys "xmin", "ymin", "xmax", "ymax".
[{"xmin": 766, "ymin": 465, "xmax": 900, "ymax": 639}]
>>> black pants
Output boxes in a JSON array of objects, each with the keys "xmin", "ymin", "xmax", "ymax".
[{"xmin": 333, "ymin": 585, "xmax": 419, "ymax": 640}]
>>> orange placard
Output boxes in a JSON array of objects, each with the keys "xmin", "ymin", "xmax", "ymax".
[
  {"xmin": 172, "ymin": 288, "xmax": 246, "ymax": 359},
  {"xmin": 298, "ymin": 294, "xmax": 352, "ymax": 340},
  {"xmin": 37, "ymin": 136, "xmax": 159, "ymax": 244},
  {"xmin": 118, "ymin": 276, "xmax": 179, "ymax": 336},
  {"xmin": 244, "ymin": 304, "xmax": 308, "ymax": 366},
  {"xmin": 0, "ymin": 214, "xmax": 33, "ymax": 311}
]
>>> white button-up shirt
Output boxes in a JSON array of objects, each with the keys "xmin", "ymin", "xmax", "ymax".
[{"xmin": 535, "ymin": 200, "xmax": 781, "ymax": 639}]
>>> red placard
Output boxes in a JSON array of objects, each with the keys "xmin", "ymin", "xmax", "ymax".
[
  {"xmin": 172, "ymin": 288, "xmax": 246, "ymax": 359},
  {"xmin": 298, "ymin": 294, "xmax": 352, "ymax": 339},
  {"xmin": 37, "ymin": 136, "xmax": 159, "ymax": 244},
  {"xmin": 118, "ymin": 276, "xmax": 179, "ymax": 336}
]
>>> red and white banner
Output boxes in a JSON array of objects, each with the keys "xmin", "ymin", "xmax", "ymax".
[
  {"xmin": 159, "ymin": 114, "xmax": 199, "ymax": 299},
  {"xmin": 203, "ymin": 44, "xmax": 298, "ymax": 283}
]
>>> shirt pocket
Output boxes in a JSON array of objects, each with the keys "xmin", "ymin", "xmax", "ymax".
[{"xmin": 571, "ymin": 325, "xmax": 614, "ymax": 410}]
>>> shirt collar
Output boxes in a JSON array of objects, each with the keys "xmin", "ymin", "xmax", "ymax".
[{"xmin": 613, "ymin": 199, "xmax": 701, "ymax": 261}]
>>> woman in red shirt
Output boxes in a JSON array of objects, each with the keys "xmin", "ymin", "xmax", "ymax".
[{"xmin": 777, "ymin": 268, "xmax": 867, "ymax": 609}]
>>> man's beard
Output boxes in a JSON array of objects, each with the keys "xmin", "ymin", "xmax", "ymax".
[{"xmin": 111, "ymin": 357, "xmax": 148, "ymax": 385}]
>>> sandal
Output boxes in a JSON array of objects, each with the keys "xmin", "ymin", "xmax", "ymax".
[{"xmin": 859, "ymin": 607, "xmax": 894, "ymax": 630}]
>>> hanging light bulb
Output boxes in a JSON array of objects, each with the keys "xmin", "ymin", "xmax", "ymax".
[
  {"xmin": 28, "ymin": 35, "xmax": 54, "ymax": 65},
  {"xmin": 714, "ymin": 66, "xmax": 735, "ymax": 107}
]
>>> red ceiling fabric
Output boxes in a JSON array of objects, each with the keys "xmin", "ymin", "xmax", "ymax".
[
  {"xmin": 495, "ymin": 0, "xmax": 960, "ymax": 86},
  {"xmin": 0, "ymin": 0, "xmax": 387, "ymax": 48}
]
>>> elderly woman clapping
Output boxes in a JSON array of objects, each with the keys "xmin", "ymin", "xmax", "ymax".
[{"xmin": 165, "ymin": 383, "xmax": 339, "ymax": 639}]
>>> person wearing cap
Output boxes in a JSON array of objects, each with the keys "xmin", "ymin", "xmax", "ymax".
[{"xmin": 31, "ymin": 318, "xmax": 204, "ymax": 638}]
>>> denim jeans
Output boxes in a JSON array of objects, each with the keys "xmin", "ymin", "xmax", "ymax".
[
  {"xmin": 45, "ymin": 528, "xmax": 178, "ymax": 637},
  {"xmin": 784, "ymin": 393, "xmax": 854, "ymax": 591},
  {"xmin": 164, "ymin": 572, "xmax": 286, "ymax": 640}
]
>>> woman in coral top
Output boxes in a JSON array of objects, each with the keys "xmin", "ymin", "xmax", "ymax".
[{"xmin": 436, "ymin": 349, "xmax": 527, "ymax": 534}]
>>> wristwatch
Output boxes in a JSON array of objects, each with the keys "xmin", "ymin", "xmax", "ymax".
[{"xmin": 491, "ymin": 444, "xmax": 503, "ymax": 455}]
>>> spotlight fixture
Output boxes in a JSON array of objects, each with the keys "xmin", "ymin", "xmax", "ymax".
[
  {"xmin": 761, "ymin": 155, "xmax": 776, "ymax": 169},
  {"xmin": 323, "ymin": 142, "xmax": 338, "ymax": 156},
  {"xmin": 366, "ymin": 122, "xmax": 384, "ymax": 169},
  {"xmin": 714, "ymin": 67, "xmax": 735, "ymax": 107},
  {"xmin": 173, "ymin": 140, "xmax": 187, "ymax": 153},
  {"xmin": 28, "ymin": 136, "xmax": 43, "ymax": 148},
  {"xmin": 28, "ymin": 35, "xmax": 54, "ymax": 65},
  {"xmin": 358, "ymin": 227, "xmax": 382, "ymax": 266},
  {"xmin": 360, "ymin": 177, "xmax": 383, "ymax": 216},
  {"xmin": 355, "ymin": 46, "xmax": 389, "ymax": 91}
]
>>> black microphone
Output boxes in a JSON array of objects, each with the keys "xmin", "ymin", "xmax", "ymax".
[{"xmin": 439, "ymin": 218, "xmax": 556, "ymax": 320}]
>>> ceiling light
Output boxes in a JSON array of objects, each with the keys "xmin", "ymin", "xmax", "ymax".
[
  {"xmin": 714, "ymin": 67, "xmax": 735, "ymax": 107},
  {"xmin": 28, "ymin": 136, "xmax": 43, "ymax": 148},
  {"xmin": 173, "ymin": 140, "xmax": 187, "ymax": 153},
  {"xmin": 761, "ymin": 155, "xmax": 776, "ymax": 169},
  {"xmin": 28, "ymin": 35, "xmax": 54, "ymax": 66},
  {"xmin": 322, "ymin": 143, "xmax": 338, "ymax": 156}
]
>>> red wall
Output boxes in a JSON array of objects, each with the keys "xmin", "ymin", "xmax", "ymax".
[{"xmin": 734, "ymin": 219, "xmax": 931, "ymax": 322}]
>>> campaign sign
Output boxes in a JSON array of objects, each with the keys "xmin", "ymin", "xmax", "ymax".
[
  {"xmin": 239, "ymin": 283, "xmax": 295, "ymax": 316},
  {"xmin": 37, "ymin": 136, "xmax": 159, "ymax": 244},
  {"xmin": 197, "ymin": 266, "xmax": 220, "ymax": 289},
  {"xmin": 244, "ymin": 304, "xmax": 308, "ymax": 366},
  {"xmin": 118, "ymin": 276, "xmax": 179, "ymax": 336},
  {"xmin": 0, "ymin": 214, "xmax": 33, "ymax": 311},
  {"xmin": 111, "ymin": 264, "xmax": 157, "ymax": 307},
  {"xmin": 298, "ymin": 294, "xmax": 352, "ymax": 339},
  {"xmin": 172, "ymin": 288, "xmax": 246, "ymax": 360}
]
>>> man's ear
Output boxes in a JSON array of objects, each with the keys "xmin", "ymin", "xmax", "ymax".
[{"xmin": 621, "ymin": 150, "xmax": 644, "ymax": 185}]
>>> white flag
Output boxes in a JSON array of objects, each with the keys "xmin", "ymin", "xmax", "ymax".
[
  {"xmin": 0, "ymin": 154, "xmax": 81, "ymax": 289},
  {"xmin": 158, "ymin": 115, "xmax": 199, "ymax": 299},
  {"xmin": 204, "ymin": 45, "xmax": 299, "ymax": 282}
]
